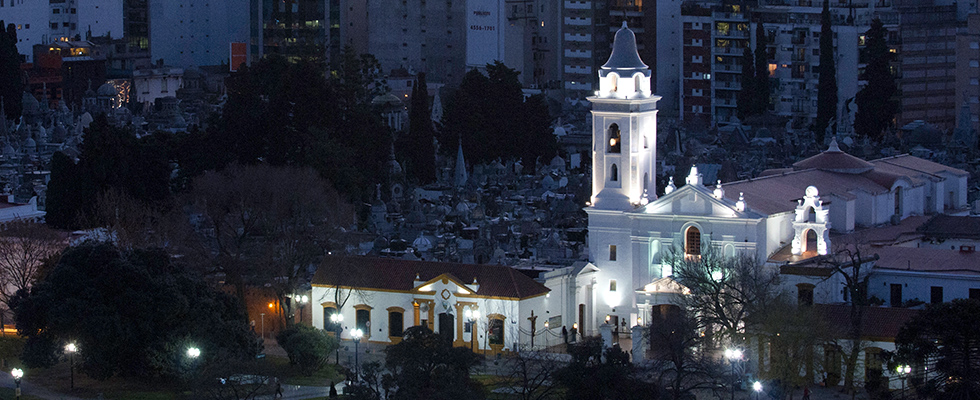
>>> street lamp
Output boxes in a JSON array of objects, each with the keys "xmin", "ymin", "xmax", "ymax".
[
  {"xmin": 724, "ymin": 348, "xmax": 743, "ymax": 400},
  {"xmin": 11, "ymin": 367, "xmax": 23, "ymax": 400},
  {"xmin": 464, "ymin": 308, "xmax": 479, "ymax": 352},
  {"xmin": 351, "ymin": 328, "xmax": 364, "ymax": 382},
  {"xmin": 330, "ymin": 313, "xmax": 344, "ymax": 364},
  {"xmin": 65, "ymin": 342, "xmax": 77, "ymax": 390},
  {"xmin": 294, "ymin": 294, "xmax": 309, "ymax": 324},
  {"xmin": 897, "ymin": 364, "xmax": 911, "ymax": 400},
  {"xmin": 753, "ymin": 381, "xmax": 762, "ymax": 400},
  {"xmin": 187, "ymin": 347, "xmax": 201, "ymax": 359}
]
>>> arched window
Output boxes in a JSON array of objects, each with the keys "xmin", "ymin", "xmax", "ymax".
[
  {"xmin": 634, "ymin": 75, "xmax": 641, "ymax": 93},
  {"xmin": 685, "ymin": 227, "xmax": 701, "ymax": 256},
  {"xmin": 643, "ymin": 135, "xmax": 649, "ymax": 149},
  {"xmin": 389, "ymin": 310, "xmax": 404, "ymax": 337},
  {"xmin": 610, "ymin": 164, "xmax": 619, "ymax": 181},
  {"xmin": 608, "ymin": 124, "xmax": 621, "ymax": 153},
  {"xmin": 610, "ymin": 73, "xmax": 619, "ymax": 92},
  {"xmin": 894, "ymin": 186, "xmax": 903, "ymax": 216}
]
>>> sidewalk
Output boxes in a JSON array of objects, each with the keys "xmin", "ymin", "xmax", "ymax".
[{"xmin": 0, "ymin": 371, "xmax": 85, "ymax": 400}]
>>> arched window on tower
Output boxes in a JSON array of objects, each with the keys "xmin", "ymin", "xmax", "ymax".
[
  {"xmin": 685, "ymin": 227, "xmax": 701, "ymax": 256},
  {"xmin": 610, "ymin": 164, "xmax": 619, "ymax": 181},
  {"xmin": 610, "ymin": 74, "xmax": 618, "ymax": 92},
  {"xmin": 608, "ymin": 124, "xmax": 621, "ymax": 153},
  {"xmin": 634, "ymin": 75, "xmax": 641, "ymax": 94}
]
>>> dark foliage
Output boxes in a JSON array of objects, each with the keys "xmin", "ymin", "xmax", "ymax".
[
  {"xmin": 854, "ymin": 18, "xmax": 898, "ymax": 142},
  {"xmin": 737, "ymin": 47, "xmax": 756, "ymax": 120},
  {"xmin": 400, "ymin": 72, "xmax": 437, "ymax": 183},
  {"xmin": 555, "ymin": 337, "xmax": 660, "ymax": 400},
  {"xmin": 815, "ymin": 0, "xmax": 838, "ymax": 143},
  {"xmin": 11, "ymin": 242, "xmax": 259, "ymax": 380},
  {"xmin": 0, "ymin": 22, "xmax": 23, "ymax": 118},
  {"xmin": 440, "ymin": 62, "xmax": 555, "ymax": 168},
  {"xmin": 896, "ymin": 299, "xmax": 980, "ymax": 399},
  {"xmin": 276, "ymin": 324, "xmax": 338, "ymax": 376},
  {"xmin": 754, "ymin": 21, "xmax": 771, "ymax": 115},
  {"xmin": 383, "ymin": 326, "xmax": 483, "ymax": 400}
]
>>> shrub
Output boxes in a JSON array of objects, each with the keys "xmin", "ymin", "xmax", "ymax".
[{"xmin": 277, "ymin": 324, "xmax": 338, "ymax": 376}]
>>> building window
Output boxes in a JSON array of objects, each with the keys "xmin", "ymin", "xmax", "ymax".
[
  {"xmin": 685, "ymin": 227, "xmax": 701, "ymax": 256},
  {"xmin": 797, "ymin": 283, "xmax": 814, "ymax": 306},
  {"xmin": 894, "ymin": 186, "xmax": 902, "ymax": 216},
  {"xmin": 608, "ymin": 124, "xmax": 621, "ymax": 153},
  {"xmin": 970, "ymin": 288, "xmax": 980, "ymax": 300},
  {"xmin": 355, "ymin": 305, "xmax": 372, "ymax": 338},
  {"xmin": 610, "ymin": 164, "xmax": 618, "ymax": 181},
  {"xmin": 609, "ymin": 245, "xmax": 617, "ymax": 261},
  {"xmin": 323, "ymin": 306, "xmax": 339, "ymax": 331},
  {"xmin": 930, "ymin": 286, "xmax": 943, "ymax": 304},
  {"xmin": 488, "ymin": 316, "xmax": 504, "ymax": 345},
  {"xmin": 388, "ymin": 308, "xmax": 404, "ymax": 337},
  {"xmin": 609, "ymin": 279, "xmax": 617, "ymax": 292}
]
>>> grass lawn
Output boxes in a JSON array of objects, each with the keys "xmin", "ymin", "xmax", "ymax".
[
  {"xmin": 0, "ymin": 387, "xmax": 44, "ymax": 400},
  {"xmin": 263, "ymin": 355, "xmax": 345, "ymax": 387}
]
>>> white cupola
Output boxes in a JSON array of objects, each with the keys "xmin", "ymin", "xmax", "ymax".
[{"xmin": 597, "ymin": 22, "xmax": 653, "ymax": 99}]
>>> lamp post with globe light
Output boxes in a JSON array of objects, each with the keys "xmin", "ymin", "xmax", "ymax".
[
  {"xmin": 65, "ymin": 342, "xmax": 77, "ymax": 390},
  {"xmin": 724, "ymin": 348, "xmax": 743, "ymax": 400},
  {"xmin": 464, "ymin": 308, "xmax": 479, "ymax": 352},
  {"xmin": 351, "ymin": 328, "xmax": 363, "ymax": 382},
  {"xmin": 753, "ymin": 381, "xmax": 762, "ymax": 400},
  {"xmin": 11, "ymin": 368, "xmax": 23, "ymax": 400},
  {"xmin": 330, "ymin": 312, "xmax": 344, "ymax": 364},
  {"xmin": 897, "ymin": 364, "xmax": 911, "ymax": 400},
  {"xmin": 294, "ymin": 294, "xmax": 309, "ymax": 324}
]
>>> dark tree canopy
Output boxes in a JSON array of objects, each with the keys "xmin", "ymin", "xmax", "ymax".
[
  {"xmin": 12, "ymin": 242, "xmax": 258, "ymax": 380},
  {"xmin": 815, "ymin": 0, "xmax": 838, "ymax": 143},
  {"xmin": 440, "ymin": 62, "xmax": 556, "ymax": 168},
  {"xmin": 400, "ymin": 72, "xmax": 437, "ymax": 183},
  {"xmin": 45, "ymin": 115, "xmax": 171, "ymax": 230},
  {"xmin": 737, "ymin": 47, "xmax": 756, "ymax": 120},
  {"xmin": 383, "ymin": 326, "xmax": 483, "ymax": 400},
  {"xmin": 753, "ymin": 21, "xmax": 771, "ymax": 115},
  {"xmin": 854, "ymin": 18, "xmax": 898, "ymax": 142},
  {"xmin": 896, "ymin": 299, "xmax": 980, "ymax": 399},
  {"xmin": 555, "ymin": 337, "xmax": 660, "ymax": 400},
  {"xmin": 0, "ymin": 22, "xmax": 23, "ymax": 119}
]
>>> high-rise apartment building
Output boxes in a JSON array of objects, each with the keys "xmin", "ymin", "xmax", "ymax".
[
  {"xmin": 250, "ymin": 0, "xmax": 329, "ymax": 63},
  {"xmin": 149, "ymin": 0, "xmax": 249, "ymax": 67},
  {"xmin": 3, "ymin": 0, "xmax": 123, "ymax": 62},
  {"xmin": 897, "ymin": 2, "xmax": 962, "ymax": 131},
  {"xmin": 561, "ymin": 0, "xmax": 610, "ymax": 97}
]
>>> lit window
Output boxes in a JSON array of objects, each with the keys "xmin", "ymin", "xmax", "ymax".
[
  {"xmin": 609, "ymin": 280, "xmax": 617, "ymax": 292},
  {"xmin": 609, "ymin": 245, "xmax": 617, "ymax": 261},
  {"xmin": 685, "ymin": 227, "xmax": 701, "ymax": 256}
]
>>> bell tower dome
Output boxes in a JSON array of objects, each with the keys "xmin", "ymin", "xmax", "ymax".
[{"xmin": 589, "ymin": 22, "xmax": 660, "ymax": 210}]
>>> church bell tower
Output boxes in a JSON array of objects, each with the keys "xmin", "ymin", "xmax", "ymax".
[{"xmin": 589, "ymin": 22, "xmax": 660, "ymax": 211}]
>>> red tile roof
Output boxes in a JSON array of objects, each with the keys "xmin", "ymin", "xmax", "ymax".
[
  {"xmin": 792, "ymin": 149, "xmax": 874, "ymax": 173},
  {"xmin": 312, "ymin": 255, "xmax": 550, "ymax": 299},
  {"xmin": 814, "ymin": 303, "xmax": 920, "ymax": 341},
  {"xmin": 916, "ymin": 215, "xmax": 980, "ymax": 240},
  {"xmin": 871, "ymin": 154, "xmax": 969, "ymax": 177}
]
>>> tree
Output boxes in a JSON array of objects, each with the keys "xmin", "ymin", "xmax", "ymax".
[
  {"xmin": 737, "ymin": 47, "xmax": 757, "ymax": 120},
  {"xmin": 0, "ymin": 21, "xmax": 23, "ymax": 119},
  {"xmin": 11, "ymin": 242, "xmax": 259, "ymax": 380},
  {"xmin": 441, "ymin": 62, "xmax": 555, "ymax": 168},
  {"xmin": 815, "ymin": 0, "xmax": 838, "ymax": 144},
  {"xmin": 854, "ymin": 18, "xmax": 897, "ymax": 142},
  {"xmin": 188, "ymin": 164, "xmax": 354, "ymax": 311},
  {"xmin": 755, "ymin": 298, "xmax": 828, "ymax": 398},
  {"xmin": 43, "ymin": 151, "xmax": 81, "ymax": 229},
  {"xmin": 401, "ymin": 73, "xmax": 437, "ymax": 183},
  {"xmin": 667, "ymin": 248, "xmax": 782, "ymax": 346},
  {"xmin": 554, "ymin": 337, "xmax": 660, "ymax": 400},
  {"xmin": 754, "ymin": 21, "xmax": 771, "ymax": 115},
  {"xmin": 818, "ymin": 243, "xmax": 879, "ymax": 393},
  {"xmin": 896, "ymin": 299, "xmax": 980, "ymax": 399},
  {"xmin": 648, "ymin": 309, "xmax": 723, "ymax": 400},
  {"xmin": 0, "ymin": 221, "xmax": 64, "ymax": 310},
  {"xmin": 505, "ymin": 348, "xmax": 564, "ymax": 400},
  {"xmin": 737, "ymin": 47, "xmax": 757, "ymax": 119},
  {"xmin": 276, "ymin": 324, "xmax": 339, "ymax": 376},
  {"xmin": 383, "ymin": 326, "xmax": 483, "ymax": 400}
]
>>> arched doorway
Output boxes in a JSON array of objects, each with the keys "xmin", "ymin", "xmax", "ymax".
[{"xmin": 438, "ymin": 312, "xmax": 454, "ymax": 343}]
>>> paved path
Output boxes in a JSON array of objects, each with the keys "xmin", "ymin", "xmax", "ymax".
[{"xmin": 0, "ymin": 370, "xmax": 85, "ymax": 400}]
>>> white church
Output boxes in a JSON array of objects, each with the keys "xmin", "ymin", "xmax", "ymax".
[{"xmin": 542, "ymin": 22, "xmax": 971, "ymax": 339}]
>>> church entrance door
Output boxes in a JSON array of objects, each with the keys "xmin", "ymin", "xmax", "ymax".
[{"xmin": 438, "ymin": 312, "xmax": 454, "ymax": 343}]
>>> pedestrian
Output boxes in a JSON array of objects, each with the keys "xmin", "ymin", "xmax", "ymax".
[
  {"xmin": 802, "ymin": 385, "xmax": 810, "ymax": 400},
  {"xmin": 561, "ymin": 326, "xmax": 568, "ymax": 344},
  {"xmin": 329, "ymin": 381, "xmax": 338, "ymax": 398},
  {"xmin": 275, "ymin": 377, "xmax": 283, "ymax": 398}
]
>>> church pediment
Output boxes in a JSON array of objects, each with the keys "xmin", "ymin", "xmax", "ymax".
[
  {"xmin": 638, "ymin": 276, "xmax": 689, "ymax": 295},
  {"xmin": 639, "ymin": 184, "xmax": 761, "ymax": 219}
]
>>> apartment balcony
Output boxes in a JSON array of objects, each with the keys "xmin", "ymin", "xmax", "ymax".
[
  {"xmin": 713, "ymin": 46, "xmax": 744, "ymax": 56},
  {"xmin": 712, "ymin": 11, "xmax": 747, "ymax": 21},
  {"xmin": 712, "ymin": 63, "xmax": 742, "ymax": 73},
  {"xmin": 790, "ymin": 54, "xmax": 807, "ymax": 62},
  {"xmin": 565, "ymin": 81, "xmax": 593, "ymax": 90},
  {"xmin": 715, "ymin": 98, "xmax": 738, "ymax": 107},
  {"xmin": 565, "ymin": 65, "xmax": 592, "ymax": 75},
  {"xmin": 564, "ymin": 0, "xmax": 591, "ymax": 10},
  {"xmin": 564, "ymin": 49, "xmax": 593, "ymax": 59},
  {"xmin": 564, "ymin": 17, "xmax": 592, "ymax": 26},
  {"xmin": 564, "ymin": 33, "xmax": 592, "ymax": 42},
  {"xmin": 715, "ymin": 81, "xmax": 742, "ymax": 90},
  {"xmin": 715, "ymin": 29, "xmax": 749, "ymax": 39}
]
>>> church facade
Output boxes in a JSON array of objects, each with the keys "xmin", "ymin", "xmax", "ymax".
[{"xmin": 546, "ymin": 22, "xmax": 971, "ymax": 338}]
